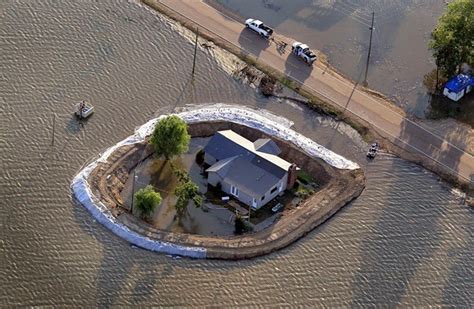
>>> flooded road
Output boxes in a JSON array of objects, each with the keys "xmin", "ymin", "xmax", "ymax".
[
  {"xmin": 212, "ymin": 0, "xmax": 445, "ymax": 117},
  {"xmin": 1, "ymin": 0, "xmax": 472, "ymax": 306}
]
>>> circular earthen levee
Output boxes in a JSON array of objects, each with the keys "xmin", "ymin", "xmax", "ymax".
[{"xmin": 85, "ymin": 121, "xmax": 365, "ymax": 259}]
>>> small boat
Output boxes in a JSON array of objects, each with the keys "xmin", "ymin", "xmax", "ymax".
[
  {"xmin": 366, "ymin": 142, "xmax": 378, "ymax": 159},
  {"xmin": 75, "ymin": 100, "xmax": 94, "ymax": 119}
]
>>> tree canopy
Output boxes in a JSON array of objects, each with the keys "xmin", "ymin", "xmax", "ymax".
[
  {"xmin": 150, "ymin": 115, "xmax": 190, "ymax": 160},
  {"xmin": 174, "ymin": 180, "xmax": 202, "ymax": 216},
  {"xmin": 134, "ymin": 185, "xmax": 162, "ymax": 219},
  {"xmin": 429, "ymin": 0, "xmax": 474, "ymax": 76}
]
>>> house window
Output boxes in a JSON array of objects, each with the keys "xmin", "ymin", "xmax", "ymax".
[
  {"xmin": 231, "ymin": 185, "xmax": 239, "ymax": 197},
  {"xmin": 261, "ymin": 195, "xmax": 265, "ymax": 201},
  {"xmin": 270, "ymin": 186, "xmax": 277, "ymax": 194}
]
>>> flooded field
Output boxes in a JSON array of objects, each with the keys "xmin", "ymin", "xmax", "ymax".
[
  {"xmin": 1, "ymin": 0, "xmax": 472, "ymax": 306},
  {"xmin": 211, "ymin": 0, "xmax": 446, "ymax": 117}
]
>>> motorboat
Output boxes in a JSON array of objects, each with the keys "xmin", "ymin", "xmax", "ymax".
[
  {"xmin": 75, "ymin": 100, "xmax": 94, "ymax": 119},
  {"xmin": 366, "ymin": 142, "xmax": 379, "ymax": 159}
]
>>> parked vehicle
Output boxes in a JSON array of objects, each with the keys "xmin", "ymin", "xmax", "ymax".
[
  {"xmin": 443, "ymin": 73, "xmax": 473, "ymax": 101},
  {"xmin": 244, "ymin": 18, "xmax": 273, "ymax": 38},
  {"xmin": 291, "ymin": 42, "xmax": 317, "ymax": 65}
]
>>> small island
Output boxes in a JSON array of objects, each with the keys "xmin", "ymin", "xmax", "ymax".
[{"xmin": 72, "ymin": 107, "xmax": 365, "ymax": 259}]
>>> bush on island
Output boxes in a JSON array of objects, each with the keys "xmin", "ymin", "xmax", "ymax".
[
  {"xmin": 134, "ymin": 185, "xmax": 162, "ymax": 219},
  {"xmin": 150, "ymin": 115, "xmax": 190, "ymax": 160},
  {"xmin": 234, "ymin": 214, "xmax": 245, "ymax": 235}
]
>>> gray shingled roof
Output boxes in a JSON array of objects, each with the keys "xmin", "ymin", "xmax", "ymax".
[
  {"xmin": 253, "ymin": 138, "xmax": 281, "ymax": 155},
  {"xmin": 204, "ymin": 130, "xmax": 253, "ymax": 161},
  {"xmin": 204, "ymin": 130, "xmax": 292, "ymax": 196},
  {"xmin": 210, "ymin": 156, "xmax": 280, "ymax": 197},
  {"xmin": 205, "ymin": 156, "xmax": 237, "ymax": 177}
]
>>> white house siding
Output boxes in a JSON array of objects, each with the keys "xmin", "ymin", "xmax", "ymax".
[
  {"xmin": 204, "ymin": 152, "xmax": 217, "ymax": 165},
  {"xmin": 256, "ymin": 173, "xmax": 288, "ymax": 208},
  {"xmin": 221, "ymin": 181, "xmax": 254, "ymax": 206},
  {"xmin": 208, "ymin": 171, "xmax": 289, "ymax": 209}
]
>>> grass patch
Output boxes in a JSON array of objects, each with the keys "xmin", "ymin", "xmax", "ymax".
[{"xmin": 297, "ymin": 170, "xmax": 315, "ymax": 185}]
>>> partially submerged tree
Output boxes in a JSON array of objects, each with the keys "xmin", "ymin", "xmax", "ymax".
[
  {"xmin": 429, "ymin": 0, "xmax": 473, "ymax": 76},
  {"xmin": 174, "ymin": 181, "xmax": 203, "ymax": 216},
  {"xmin": 134, "ymin": 185, "xmax": 162, "ymax": 219},
  {"xmin": 150, "ymin": 115, "xmax": 191, "ymax": 160}
]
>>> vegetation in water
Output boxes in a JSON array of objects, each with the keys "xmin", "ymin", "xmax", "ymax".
[
  {"xmin": 150, "ymin": 115, "xmax": 190, "ymax": 160},
  {"xmin": 134, "ymin": 185, "xmax": 162, "ymax": 219},
  {"xmin": 429, "ymin": 0, "xmax": 473, "ymax": 77}
]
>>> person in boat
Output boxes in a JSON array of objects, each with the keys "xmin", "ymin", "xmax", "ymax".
[{"xmin": 77, "ymin": 100, "xmax": 86, "ymax": 118}]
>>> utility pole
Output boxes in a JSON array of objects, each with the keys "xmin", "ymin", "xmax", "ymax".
[
  {"xmin": 363, "ymin": 11, "xmax": 375, "ymax": 87},
  {"xmin": 51, "ymin": 113, "xmax": 56, "ymax": 146},
  {"xmin": 191, "ymin": 27, "xmax": 199, "ymax": 78}
]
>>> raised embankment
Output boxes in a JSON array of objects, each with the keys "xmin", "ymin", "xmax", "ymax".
[{"xmin": 72, "ymin": 107, "xmax": 365, "ymax": 259}]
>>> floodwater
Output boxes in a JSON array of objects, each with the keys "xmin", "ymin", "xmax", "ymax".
[
  {"xmin": 1, "ymin": 0, "xmax": 472, "ymax": 307},
  {"xmin": 212, "ymin": 0, "xmax": 446, "ymax": 117}
]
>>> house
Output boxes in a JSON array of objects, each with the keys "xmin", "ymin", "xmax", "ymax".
[
  {"xmin": 443, "ymin": 74, "xmax": 473, "ymax": 101},
  {"xmin": 204, "ymin": 130, "xmax": 297, "ymax": 209}
]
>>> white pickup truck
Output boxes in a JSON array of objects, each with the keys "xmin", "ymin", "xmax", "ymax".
[
  {"xmin": 292, "ymin": 42, "xmax": 317, "ymax": 65},
  {"xmin": 244, "ymin": 18, "xmax": 273, "ymax": 39}
]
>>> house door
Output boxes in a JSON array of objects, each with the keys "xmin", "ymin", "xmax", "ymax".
[{"xmin": 230, "ymin": 185, "xmax": 239, "ymax": 197}]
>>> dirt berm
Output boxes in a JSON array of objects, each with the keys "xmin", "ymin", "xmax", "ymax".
[{"xmin": 86, "ymin": 121, "xmax": 365, "ymax": 259}]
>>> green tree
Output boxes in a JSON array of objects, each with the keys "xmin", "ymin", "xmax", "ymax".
[
  {"xmin": 174, "ymin": 181, "xmax": 202, "ymax": 216},
  {"xmin": 429, "ymin": 0, "xmax": 474, "ymax": 76},
  {"xmin": 134, "ymin": 185, "xmax": 162, "ymax": 219},
  {"xmin": 150, "ymin": 115, "xmax": 190, "ymax": 160}
]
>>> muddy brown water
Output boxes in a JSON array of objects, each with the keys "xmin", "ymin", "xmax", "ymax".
[
  {"xmin": 1, "ymin": 0, "xmax": 472, "ymax": 306},
  {"xmin": 212, "ymin": 0, "xmax": 447, "ymax": 117}
]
